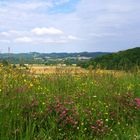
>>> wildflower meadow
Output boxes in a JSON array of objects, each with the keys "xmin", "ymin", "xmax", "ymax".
[{"xmin": 0, "ymin": 64, "xmax": 140, "ymax": 139}]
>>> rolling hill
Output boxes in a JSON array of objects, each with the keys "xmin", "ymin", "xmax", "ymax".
[
  {"xmin": 78, "ymin": 47, "xmax": 140, "ymax": 70},
  {"xmin": 0, "ymin": 52, "xmax": 110, "ymax": 64}
]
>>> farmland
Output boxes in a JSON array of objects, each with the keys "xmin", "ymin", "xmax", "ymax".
[
  {"xmin": 0, "ymin": 64, "xmax": 140, "ymax": 139},
  {"xmin": 29, "ymin": 65, "xmax": 88, "ymax": 75}
]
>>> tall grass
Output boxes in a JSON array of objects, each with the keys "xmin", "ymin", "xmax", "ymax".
[{"xmin": 0, "ymin": 65, "xmax": 140, "ymax": 139}]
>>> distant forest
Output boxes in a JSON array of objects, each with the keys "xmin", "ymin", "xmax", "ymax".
[
  {"xmin": 0, "ymin": 52, "xmax": 109, "ymax": 65},
  {"xmin": 1, "ymin": 47, "xmax": 140, "ymax": 71},
  {"xmin": 78, "ymin": 47, "xmax": 140, "ymax": 71}
]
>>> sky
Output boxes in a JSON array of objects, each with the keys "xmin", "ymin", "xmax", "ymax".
[{"xmin": 0, "ymin": 0, "xmax": 140, "ymax": 53}]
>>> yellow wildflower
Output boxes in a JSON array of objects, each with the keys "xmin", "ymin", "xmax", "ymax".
[{"xmin": 30, "ymin": 83, "xmax": 33, "ymax": 87}]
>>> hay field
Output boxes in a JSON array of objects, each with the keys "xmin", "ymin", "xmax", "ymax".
[
  {"xmin": 29, "ymin": 65, "xmax": 127, "ymax": 78},
  {"xmin": 29, "ymin": 65, "xmax": 88, "ymax": 74}
]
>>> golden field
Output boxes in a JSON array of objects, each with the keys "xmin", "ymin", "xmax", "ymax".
[
  {"xmin": 29, "ymin": 65, "xmax": 88, "ymax": 74},
  {"xmin": 28, "ymin": 65, "xmax": 130, "ymax": 78}
]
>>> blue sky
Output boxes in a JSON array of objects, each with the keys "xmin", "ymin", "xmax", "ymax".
[{"xmin": 0, "ymin": 0, "xmax": 140, "ymax": 53}]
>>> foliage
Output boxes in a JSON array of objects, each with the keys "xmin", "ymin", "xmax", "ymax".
[
  {"xmin": 0, "ymin": 65, "xmax": 140, "ymax": 139},
  {"xmin": 0, "ymin": 52, "xmax": 109, "ymax": 65},
  {"xmin": 78, "ymin": 47, "xmax": 140, "ymax": 71},
  {"xmin": 0, "ymin": 59, "xmax": 9, "ymax": 66}
]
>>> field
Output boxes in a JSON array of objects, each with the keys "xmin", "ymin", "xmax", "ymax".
[
  {"xmin": 29, "ymin": 65, "xmax": 88, "ymax": 75},
  {"xmin": 0, "ymin": 64, "xmax": 140, "ymax": 139}
]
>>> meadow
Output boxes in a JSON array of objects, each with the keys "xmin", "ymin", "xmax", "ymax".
[{"xmin": 0, "ymin": 64, "xmax": 140, "ymax": 139}]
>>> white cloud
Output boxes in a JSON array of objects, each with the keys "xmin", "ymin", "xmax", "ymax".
[
  {"xmin": 0, "ymin": 1, "xmax": 52, "ymax": 11},
  {"xmin": 68, "ymin": 35, "xmax": 80, "ymax": 40},
  {"xmin": 0, "ymin": 32, "xmax": 10, "ymax": 37},
  {"xmin": 0, "ymin": 27, "xmax": 77, "ymax": 45},
  {"xmin": 35, "ymin": 38, "xmax": 68, "ymax": 44},
  {"xmin": 14, "ymin": 37, "xmax": 32, "ymax": 43},
  {"xmin": 0, "ymin": 30, "xmax": 26, "ymax": 37},
  {"xmin": 90, "ymin": 33, "xmax": 118, "ymax": 38},
  {"xmin": 55, "ymin": 0, "xmax": 70, "ymax": 6},
  {"xmin": 0, "ymin": 0, "xmax": 140, "ymax": 52},
  {"xmin": 31, "ymin": 27, "xmax": 64, "ymax": 36},
  {"xmin": 14, "ymin": 2, "xmax": 51, "ymax": 10},
  {"xmin": 0, "ymin": 39, "xmax": 10, "ymax": 43}
]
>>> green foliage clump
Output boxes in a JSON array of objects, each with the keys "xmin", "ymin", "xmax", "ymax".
[{"xmin": 78, "ymin": 47, "xmax": 140, "ymax": 71}]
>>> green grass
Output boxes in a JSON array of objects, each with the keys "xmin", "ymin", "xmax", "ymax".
[{"xmin": 0, "ymin": 65, "xmax": 140, "ymax": 139}]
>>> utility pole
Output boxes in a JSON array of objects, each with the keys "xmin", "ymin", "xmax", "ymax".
[
  {"xmin": 8, "ymin": 47, "xmax": 10, "ymax": 63},
  {"xmin": 0, "ymin": 50, "xmax": 1, "ymax": 63}
]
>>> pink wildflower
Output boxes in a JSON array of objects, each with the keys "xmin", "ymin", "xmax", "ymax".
[{"xmin": 135, "ymin": 98, "xmax": 140, "ymax": 108}]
